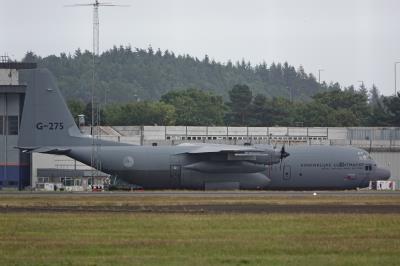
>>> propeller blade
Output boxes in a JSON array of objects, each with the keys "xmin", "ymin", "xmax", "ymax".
[
  {"xmin": 64, "ymin": 1, "xmax": 129, "ymax": 7},
  {"xmin": 99, "ymin": 4, "xmax": 130, "ymax": 6},
  {"xmin": 64, "ymin": 4, "xmax": 94, "ymax": 7},
  {"xmin": 279, "ymin": 145, "xmax": 289, "ymax": 169},
  {"xmin": 280, "ymin": 145, "xmax": 289, "ymax": 159}
]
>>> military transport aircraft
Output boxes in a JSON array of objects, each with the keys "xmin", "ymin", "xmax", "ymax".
[{"xmin": 17, "ymin": 69, "xmax": 391, "ymax": 190}]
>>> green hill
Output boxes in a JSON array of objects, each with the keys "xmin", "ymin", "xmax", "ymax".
[{"xmin": 23, "ymin": 46, "xmax": 327, "ymax": 103}]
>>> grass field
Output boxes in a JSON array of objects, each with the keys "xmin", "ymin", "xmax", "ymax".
[
  {"xmin": 1, "ymin": 193, "xmax": 400, "ymax": 207},
  {"xmin": 1, "ymin": 194, "xmax": 400, "ymax": 265}
]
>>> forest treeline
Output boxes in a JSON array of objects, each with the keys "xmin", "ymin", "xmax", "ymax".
[
  {"xmin": 22, "ymin": 47, "xmax": 399, "ymax": 127},
  {"xmin": 23, "ymin": 46, "xmax": 332, "ymax": 102},
  {"xmin": 68, "ymin": 84, "xmax": 400, "ymax": 127}
]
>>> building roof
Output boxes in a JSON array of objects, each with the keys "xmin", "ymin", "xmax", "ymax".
[
  {"xmin": 0, "ymin": 62, "xmax": 37, "ymax": 70},
  {"xmin": 0, "ymin": 85, "xmax": 26, "ymax": 93}
]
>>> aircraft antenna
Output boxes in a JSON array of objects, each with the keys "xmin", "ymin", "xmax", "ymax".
[{"xmin": 65, "ymin": 1, "xmax": 129, "ymax": 189}]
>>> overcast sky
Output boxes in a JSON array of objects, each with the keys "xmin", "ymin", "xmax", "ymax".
[{"xmin": 1, "ymin": 0, "xmax": 400, "ymax": 95}]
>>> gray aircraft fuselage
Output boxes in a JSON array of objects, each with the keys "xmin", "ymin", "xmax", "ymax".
[
  {"xmin": 17, "ymin": 68, "xmax": 391, "ymax": 190},
  {"xmin": 66, "ymin": 143, "xmax": 390, "ymax": 190},
  {"xmin": 264, "ymin": 145, "xmax": 387, "ymax": 190}
]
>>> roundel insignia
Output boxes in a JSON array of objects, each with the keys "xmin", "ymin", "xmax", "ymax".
[{"xmin": 123, "ymin": 156, "xmax": 134, "ymax": 168}]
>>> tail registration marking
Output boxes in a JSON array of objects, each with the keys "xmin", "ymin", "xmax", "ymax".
[{"xmin": 36, "ymin": 122, "xmax": 64, "ymax": 130}]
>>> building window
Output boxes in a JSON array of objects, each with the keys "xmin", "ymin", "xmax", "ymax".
[
  {"xmin": 7, "ymin": 116, "xmax": 18, "ymax": 135},
  {"xmin": 62, "ymin": 177, "xmax": 74, "ymax": 186},
  {"xmin": 38, "ymin": 177, "xmax": 49, "ymax": 183},
  {"xmin": 0, "ymin": 116, "xmax": 3, "ymax": 135}
]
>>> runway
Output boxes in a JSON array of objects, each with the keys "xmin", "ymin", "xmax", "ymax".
[
  {"xmin": 1, "ymin": 204, "xmax": 399, "ymax": 214},
  {"xmin": 1, "ymin": 190, "xmax": 400, "ymax": 197},
  {"xmin": 1, "ymin": 190, "xmax": 400, "ymax": 214}
]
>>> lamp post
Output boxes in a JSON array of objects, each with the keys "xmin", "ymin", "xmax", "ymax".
[
  {"xmin": 318, "ymin": 69, "xmax": 324, "ymax": 84},
  {"xmin": 395, "ymin": 62, "xmax": 400, "ymax": 95}
]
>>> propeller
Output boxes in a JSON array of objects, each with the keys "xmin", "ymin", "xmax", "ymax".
[
  {"xmin": 280, "ymin": 145, "xmax": 290, "ymax": 160},
  {"xmin": 279, "ymin": 145, "xmax": 290, "ymax": 169}
]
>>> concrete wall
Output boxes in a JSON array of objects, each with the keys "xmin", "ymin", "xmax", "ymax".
[
  {"xmin": 370, "ymin": 152, "xmax": 400, "ymax": 184},
  {"xmin": 91, "ymin": 126, "xmax": 400, "ymax": 143},
  {"xmin": 0, "ymin": 69, "xmax": 18, "ymax": 85},
  {"xmin": 32, "ymin": 153, "xmax": 92, "ymax": 188}
]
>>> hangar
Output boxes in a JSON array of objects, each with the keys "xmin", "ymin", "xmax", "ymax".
[{"xmin": 0, "ymin": 57, "xmax": 36, "ymax": 190}]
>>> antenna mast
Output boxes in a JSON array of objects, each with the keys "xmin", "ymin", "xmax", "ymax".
[
  {"xmin": 93, "ymin": 2, "xmax": 99, "ymax": 56},
  {"xmin": 65, "ymin": 0, "xmax": 129, "ymax": 190}
]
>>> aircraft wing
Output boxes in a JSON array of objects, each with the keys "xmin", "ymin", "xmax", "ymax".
[
  {"xmin": 176, "ymin": 144, "xmax": 280, "ymax": 163},
  {"xmin": 177, "ymin": 144, "xmax": 263, "ymax": 154}
]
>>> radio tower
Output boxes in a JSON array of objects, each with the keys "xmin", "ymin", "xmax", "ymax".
[
  {"xmin": 65, "ymin": 1, "xmax": 128, "ymax": 189},
  {"xmin": 66, "ymin": 1, "xmax": 128, "ymax": 55}
]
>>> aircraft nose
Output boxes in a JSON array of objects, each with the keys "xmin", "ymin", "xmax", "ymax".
[{"xmin": 375, "ymin": 167, "xmax": 391, "ymax": 181}]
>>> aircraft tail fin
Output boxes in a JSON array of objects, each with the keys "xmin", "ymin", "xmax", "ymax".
[{"xmin": 18, "ymin": 68, "xmax": 91, "ymax": 150}]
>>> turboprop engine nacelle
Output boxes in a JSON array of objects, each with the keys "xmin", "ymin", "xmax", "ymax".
[{"xmin": 227, "ymin": 151, "xmax": 283, "ymax": 165}]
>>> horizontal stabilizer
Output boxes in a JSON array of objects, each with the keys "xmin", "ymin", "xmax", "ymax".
[{"xmin": 17, "ymin": 146, "xmax": 71, "ymax": 154}]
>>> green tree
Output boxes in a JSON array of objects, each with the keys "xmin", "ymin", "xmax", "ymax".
[
  {"xmin": 249, "ymin": 94, "xmax": 267, "ymax": 126},
  {"xmin": 382, "ymin": 93, "xmax": 400, "ymax": 126},
  {"xmin": 161, "ymin": 89, "xmax": 226, "ymax": 126},
  {"xmin": 31, "ymin": 46, "xmax": 326, "ymax": 104},
  {"xmin": 267, "ymin": 97, "xmax": 294, "ymax": 126},
  {"xmin": 312, "ymin": 88, "xmax": 370, "ymax": 126},
  {"xmin": 296, "ymin": 102, "xmax": 335, "ymax": 126},
  {"xmin": 227, "ymin": 84, "xmax": 253, "ymax": 125},
  {"xmin": 22, "ymin": 51, "xmax": 41, "ymax": 63},
  {"xmin": 84, "ymin": 102, "xmax": 106, "ymax": 126},
  {"xmin": 104, "ymin": 101, "xmax": 176, "ymax": 126},
  {"xmin": 367, "ymin": 85, "xmax": 390, "ymax": 126},
  {"xmin": 67, "ymin": 99, "xmax": 86, "ymax": 125}
]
